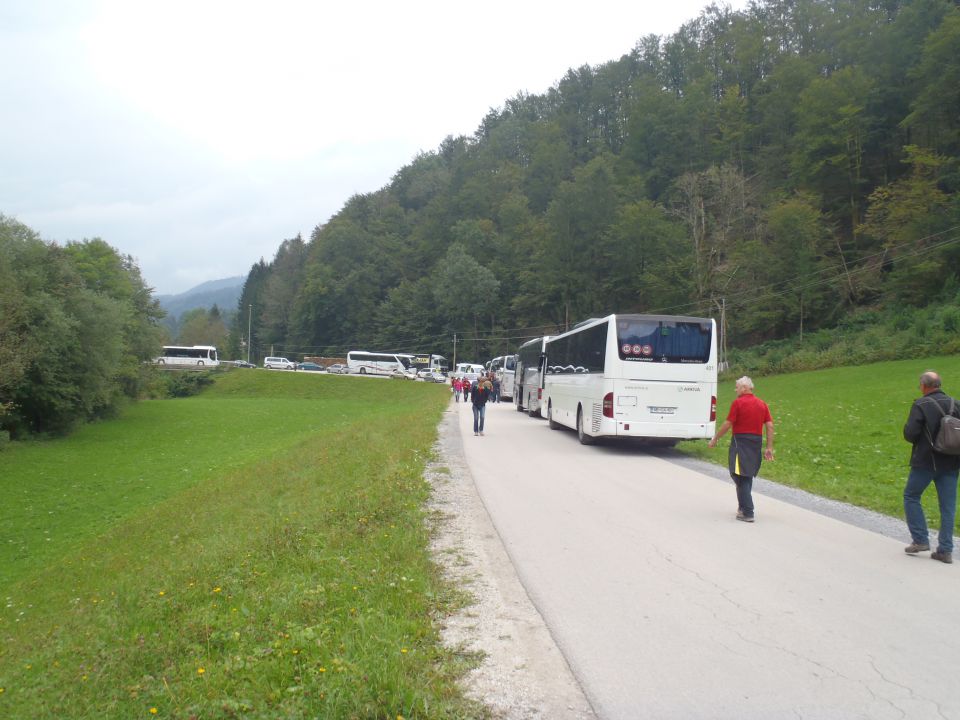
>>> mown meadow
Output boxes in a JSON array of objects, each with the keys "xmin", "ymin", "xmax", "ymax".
[
  {"xmin": 683, "ymin": 354, "xmax": 960, "ymax": 529},
  {"xmin": 0, "ymin": 371, "xmax": 483, "ymax": 719}
]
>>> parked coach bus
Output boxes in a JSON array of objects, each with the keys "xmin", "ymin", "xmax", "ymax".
[
  {"xmin": 514, "ymin": 337, "xmax": 551, "ymax": 417},
  {"xmin": 485, "ymin": 355, "xmax": 517, "ymax": 400},
  {"xmin": 346, "ymin": 351, "xmax": 416, "ymax": 377},
  {"xmin": 155, "ymin": 345, "xmax": 220, "ymax": 367},
  {"xmin": 542, "ymin": 314, "xmax": 717, "ymax": 445}
]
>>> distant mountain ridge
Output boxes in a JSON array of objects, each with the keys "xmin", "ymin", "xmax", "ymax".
[{"xmin": 156, "ymin": 276, "xmax": 245, "ymax": 323}]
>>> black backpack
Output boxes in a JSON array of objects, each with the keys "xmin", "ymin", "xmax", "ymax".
[{"xmin": 927, "ymin": 397, "xmax": 960, "ymax": 456}]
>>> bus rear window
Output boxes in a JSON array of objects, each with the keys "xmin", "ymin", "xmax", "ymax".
[{"xmin": 616, "ymin": 319, "xmax": 711, "ymax": 363}]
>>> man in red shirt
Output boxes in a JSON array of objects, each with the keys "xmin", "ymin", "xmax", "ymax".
[{"xmin": 708, "ymin": 376, "xmax": 775, "ymax": 522}]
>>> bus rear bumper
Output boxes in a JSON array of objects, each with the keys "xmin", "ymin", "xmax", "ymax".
[{"xmin": 607, "ymin": 419, "xmax": 714, "ymax": 440}]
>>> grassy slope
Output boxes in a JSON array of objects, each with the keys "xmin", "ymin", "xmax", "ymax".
[
  {"xmin": 682, "ymin": 354, "xmax": 960, "ymax": 526},
  {"xmin": 0, "ymin": 372, "xmax": 483, "ymax": 719}
]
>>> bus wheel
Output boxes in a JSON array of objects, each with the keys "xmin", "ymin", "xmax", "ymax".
[
  {"xmin": 577, "ymin": 408, "xmax": 595, "ymax": 445},
  {"xmin": 548, "ymin": 403, "xmax": 561, "ymax": 430},
  {"xmin": 197, "ymin": 361, "xmax": 204, "ymax": 366},
  {"xmin": 359, "ymin": 368, "xmax": 366, "ymax": 375}
]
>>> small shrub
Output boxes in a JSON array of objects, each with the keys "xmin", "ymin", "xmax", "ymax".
[
  {"xmin": 164, "ymin": 370, "xmax": 216, "ymax": 397},
  {"xmin": 941, "ymin": 308, "xmax": 960, "ymax": 333}
]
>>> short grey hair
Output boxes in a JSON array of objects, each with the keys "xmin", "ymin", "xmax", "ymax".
[
  {"xmin": 920, "ymin": 371, "xmax": 941, "ymax": 389},
  {"xmin": 735, "ymin": 376, "xmax": 754, "ymax": 391}
]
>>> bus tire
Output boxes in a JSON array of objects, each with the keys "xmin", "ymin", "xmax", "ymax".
[
  {"xmin": 548, "ymin": 403, "xmax": 561, "ymax": 430},
  {"xmin": 197, "ymin": 361, "xmax": 204, "ymax": 366},
  {"xmin": 577, "ymin": 407, "xmax": 594, "ymax": 445},
  {"xmin": 359, "ymin": 368, "xmax": 366, "ymax": 375}
]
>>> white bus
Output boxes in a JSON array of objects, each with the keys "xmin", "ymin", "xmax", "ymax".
[
  {"xmin": 542, "ymin": 314, "xmax": 717, "ymax": 445},
  {"xmin": 155, "ymin": 345, "xmax": 220, "ymax": 367},
  {"xmin": 513, "ymin": 337, "xmax": 552, "ymax": 417},
  {"xmin": 485, "ymin": 355, "xmax": 517, "ymax": 400},
  {"xmin": 347, "ymin": 351, "xmax": 416, "ymax": 377}
]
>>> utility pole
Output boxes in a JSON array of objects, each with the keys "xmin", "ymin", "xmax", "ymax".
[
  {"xmin": 452, "ymin": 333, "xmax": 457, "ymax": 369},
  {"xmin": 247, "ymin": 304, "xmax": 252, "ymax": 364}
]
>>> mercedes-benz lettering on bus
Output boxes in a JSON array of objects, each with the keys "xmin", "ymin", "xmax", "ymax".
[
  {"xmin": 156, "ymin": 345, "xmax": 220, "ymax": 367},
  {"xmin": 514, "ymin": 337, "xmax": 552, "ymax": 417},
  {"xmin": 542, "ymin": 315, "xmax": 717, "ymax": 445},
  {"xmin": 347, "ymin": 351, "xmax": 415, "ymax": 376},
  {"xmin": 485, "ymin": 355, "xmax": 517, "ymax": 400}
]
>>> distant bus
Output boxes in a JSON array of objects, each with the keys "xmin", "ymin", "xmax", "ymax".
[
  {"xmin": 347, "ymin": 351, "xmax": 416, "ymax": 377},
  {"xmin": 155, "ymin": 345, "xmax": 220, "ymax": 367},
  {"xmin": 542, "ymin": 314, "xmax": 717, "ymax": 445},
  {"xmin": 485, "ymin": 355, "xmax": 517, "ymax": 400},
  {"xmin": 513, "ymin": 337, "xmax": 551, "ymax": 417}
]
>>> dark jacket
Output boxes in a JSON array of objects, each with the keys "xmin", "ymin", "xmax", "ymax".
[
  {"xmin": 903, "ymin": 389, "xmax": 960, "ymax": 472},
  {"xmin": 471, "ymin": 382, "xmax": 491, "ymax": 407}
]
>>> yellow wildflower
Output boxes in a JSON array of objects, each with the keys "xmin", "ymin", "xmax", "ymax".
[
  {"xmin": 197, "ymin": 667, "xmax": 205, "ymax": 676},
  {"xmin": 149, "ymin": 708, "xmax": 158, "ymax": 715}
]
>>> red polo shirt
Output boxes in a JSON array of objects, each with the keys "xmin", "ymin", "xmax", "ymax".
[{"xmin": 727, "ymin": 393, "xmax": 772, "ymax": 435}]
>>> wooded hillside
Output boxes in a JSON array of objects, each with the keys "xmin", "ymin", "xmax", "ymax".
[{"xmin": 234, "ymin": 0, "xmax": 960, "ymax": 363}]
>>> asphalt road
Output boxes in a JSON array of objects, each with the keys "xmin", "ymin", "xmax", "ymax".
[{"xmin": 454, "ymin": 399, "xmax": 960, "ymax": 720}]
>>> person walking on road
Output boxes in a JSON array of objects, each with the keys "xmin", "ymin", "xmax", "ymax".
[
  {"xmin": 902, "ymin": 370, "xmax": 960, "ymax": 564},
  {"xmin": 708, "ymin": 376, "xmax": 775, "ymax": 523},
  {"xmin": 471, "ymin": 374, "xmax": 492, "ymax": 436}
]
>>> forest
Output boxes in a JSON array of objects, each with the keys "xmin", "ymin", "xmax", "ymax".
[{"xmin": 228, "ymin": 0, "xmax": 960, "ymax": 365}]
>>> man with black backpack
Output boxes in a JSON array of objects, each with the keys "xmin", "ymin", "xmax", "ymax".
[{"xmin": 903, "ymin": 371, "xmax": 960, "ymax": 564}]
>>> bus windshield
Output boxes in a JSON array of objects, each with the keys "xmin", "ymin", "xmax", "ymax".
[{"xmin": 616, "ymin": 317, "xmax": 712, "ymax": 364}]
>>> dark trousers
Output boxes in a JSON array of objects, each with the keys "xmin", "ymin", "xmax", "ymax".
[{"xmin": 732, "ymin": 474, "xmax": 754, "ymax": 516}]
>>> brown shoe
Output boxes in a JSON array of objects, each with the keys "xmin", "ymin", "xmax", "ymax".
[
  {"xmin": 904, "ymin": 543, "xmax": 930, "ymax": 554},
  {"xmin": 931, "ymin": 551, "xmax": 954, "ymax": 564}
]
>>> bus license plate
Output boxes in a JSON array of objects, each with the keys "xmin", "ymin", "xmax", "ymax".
[{"xmin": 649, "ymin": 406, "xmax": 676, "ymax": 414}]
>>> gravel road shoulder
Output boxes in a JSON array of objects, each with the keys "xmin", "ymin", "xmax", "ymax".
[{"xmin": 426, "ymin": 405, "xmax": 596, "ymax": 720}]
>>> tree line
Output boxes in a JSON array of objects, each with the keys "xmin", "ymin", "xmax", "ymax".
[
  {"xmin": 228, "ymin": 0, "xmax": 960, "ymax": 365},
  {"xmin": 0, "ymin": 215, "xmax": 164, "ymax": 437}
]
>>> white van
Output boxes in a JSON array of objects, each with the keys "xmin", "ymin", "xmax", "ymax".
[
  {"xmin": 453, "ymin": 362, "xmax": 485, "ymax": 384},
  {"xmin": 263, "ymin": 356, "xmax": 296, "ymax": 370}
]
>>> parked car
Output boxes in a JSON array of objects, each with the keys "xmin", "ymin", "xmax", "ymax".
[
  {"xmin": 264, "ymin": 356, "xmax": 296, "ymax": 370},
  {"xmin": 231, "ymin": 360, "xmax": 256, "ymax": 368},
  {"xmin": 298, "ymin": 362, "xmax": 324, "ymax": 372},
  {"xmin": 326, "ymin": 363, "xmax": 349, "ymax": 374}
]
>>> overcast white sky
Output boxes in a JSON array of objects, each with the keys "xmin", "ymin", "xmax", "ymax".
[{"xmin": 1, "ymin": 0, "xmax": 747, "ymax": 295}]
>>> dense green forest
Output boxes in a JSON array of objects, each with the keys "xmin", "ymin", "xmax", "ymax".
[{"xmin": 229, "ymin": 0, "xmax": 960, "ymax": 365}]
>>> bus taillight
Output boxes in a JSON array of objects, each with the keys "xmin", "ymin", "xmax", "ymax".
[
  {"xmin": 603, "ymin": 392, "xmax": 614, "ymax": 418},
  {"xmin": 710, "ymin": 395, "xmax": 717, "ymax": 422}
]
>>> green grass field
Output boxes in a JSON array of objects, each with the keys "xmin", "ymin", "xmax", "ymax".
[
  {"xmin": 0, "ymin": 372, "xmax": 483, "ymax": 719},
  {"xmin": 682, "ymin": 354, "xmax": 960, "ymax": 528}
]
